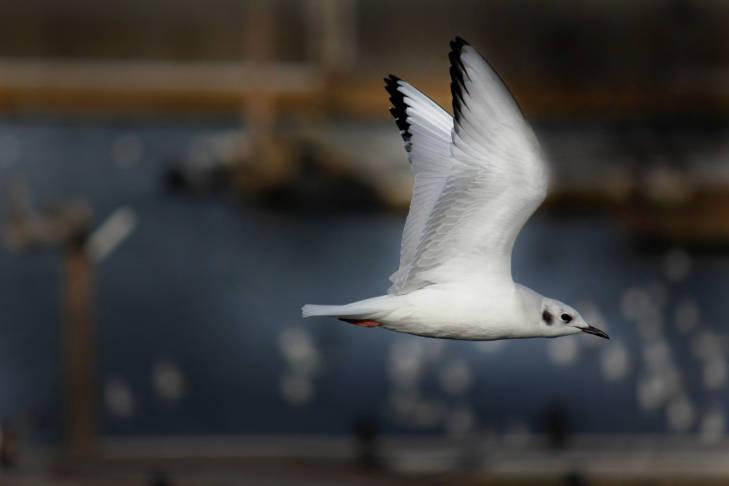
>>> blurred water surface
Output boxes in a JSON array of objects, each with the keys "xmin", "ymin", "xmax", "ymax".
[{"xmin": 0, "ymin": 118, "xmax": 727, "ymax": 442}]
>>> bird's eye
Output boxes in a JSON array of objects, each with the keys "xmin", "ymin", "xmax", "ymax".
[{"xmin": 561, "ymin": 313, "xmax": 572, "ymax": 323}]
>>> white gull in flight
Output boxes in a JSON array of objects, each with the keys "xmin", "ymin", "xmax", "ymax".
[{"xmin": 303, "ymin": 37, "xmax": 608, "ymax": 341}]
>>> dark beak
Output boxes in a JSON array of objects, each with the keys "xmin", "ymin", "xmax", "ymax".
[{"xmin": 581, "ymin": 325, "xmax": 610, "ymax": 339}]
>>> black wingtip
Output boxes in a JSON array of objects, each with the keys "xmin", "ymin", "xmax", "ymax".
[
  {"xmin": 448, "ymin": 38, "xmax": 470, "ymax": 124},
  {"xmin": 383, "ymin": 73, "xmax": 412, "ymax": 150},
  {"xmin": 447, "ymin": 35, "xmax": 525, "ymax": 121},
  {"xmin": 451, "ymin": 36, "xmax": 470, "ymax": 50},
  {"xmin": 384, "ymin": 74, "xmax": 402, "ymax": 98}
]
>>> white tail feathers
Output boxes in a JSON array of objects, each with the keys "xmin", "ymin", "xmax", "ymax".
[
  {"xmin": 302, "ymin": 295, "xmax": 393, "ymax": 320},
  {"xmin": 301, "ymin": 303, "xmax": 368, "ymax": 319},
  {"xmin": 301, "ymin": 304, "xmax": 344, "ymax": 318}
]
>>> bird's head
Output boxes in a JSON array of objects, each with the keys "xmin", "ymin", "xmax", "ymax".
[{"xmin": 539, "ymin": 298, "xmax": 609, "ymax": 339}]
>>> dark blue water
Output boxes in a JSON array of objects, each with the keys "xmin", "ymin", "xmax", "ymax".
[{"xmin": 0, "ymin": 117, "xmax": 727, "ymax": 442}]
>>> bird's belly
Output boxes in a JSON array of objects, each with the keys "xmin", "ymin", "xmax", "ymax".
[
  {"xmin": 381, "ymin": 285, "xmax": 523, "ymax": 341},
  {"xmin": 384, "ymin": 318, "xmax": 517, "ymax": 341}
]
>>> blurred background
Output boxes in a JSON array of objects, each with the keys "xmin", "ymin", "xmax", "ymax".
[{"xmin": 2, "ymin": 0, "xmax": 729, "ymax": 484}]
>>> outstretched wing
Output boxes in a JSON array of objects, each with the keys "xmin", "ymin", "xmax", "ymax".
[
  {"xmin": 393, "ymin": 37, "xmax": 549, "ymax": 294},
  {"xmin": 384, "ymin": 75, "xmax": 454, "ymax": 293}
]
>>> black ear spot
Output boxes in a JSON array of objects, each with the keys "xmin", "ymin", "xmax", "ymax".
[
  {"xmin": 561, "ymin": 313, "xmax": 572, "ymax": 323},
  {"xmin": 542, "ymin": 310, "xmax": 553, "ymax": 325}
]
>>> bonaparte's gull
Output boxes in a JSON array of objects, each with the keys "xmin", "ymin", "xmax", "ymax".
[{"xmin": 303, "ymin": 37, "xmax": 608, "ymax": 341}]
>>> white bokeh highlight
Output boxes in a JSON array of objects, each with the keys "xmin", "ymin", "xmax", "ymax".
[
  {"xmin": 278, "ymin": 326, "xmax": 321, "ymax": 406},
  {"xmin": 153, "ymin": 361, "xmax": 186, "ymax": 401},
  {"xmin": 547, "ymin": 336, "xmax": 579, "ymax": 367},
  {"xmin": 601, "ymin": 341, "xmax": 630, "ymax": 382},
  {"xmin": 105, "ymin": 378, "xmax": 135, "ymax": 418}
]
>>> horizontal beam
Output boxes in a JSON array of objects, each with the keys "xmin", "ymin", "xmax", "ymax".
[
  {"xmin": 3, "ymin": 59, "xmax": 729, "ymax": 117},
  {"xmin": 0, "ymin": 59, "xmax": 323, "ymax": 113}
]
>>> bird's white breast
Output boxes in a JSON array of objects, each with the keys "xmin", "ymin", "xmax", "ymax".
[{"xmin": 380, "ymin": 280, "xmax": 533, "ymax": 340}]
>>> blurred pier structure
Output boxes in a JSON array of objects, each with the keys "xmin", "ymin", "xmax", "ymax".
[
  {"xmin": 2, "ymin": 1, "xmax": 729, "ymax": 116},
  {"xmin": 5, "ymin": 188, "xmax": 137, "ymax": 461},
  {"xmin": 2, "ymin": 2, "xmax": 729, "ymax": 218},
  {"xmin": 5, "ymin": 191, "xmax": 98, "ymax": 459},
  {"xmin": 2, "ymin": 1, "xmax": 729, "ymax": 239}
]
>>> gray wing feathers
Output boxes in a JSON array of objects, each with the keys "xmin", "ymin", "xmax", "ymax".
[
  {"xmin": 384, "ymin": 76, "xmax": 455, "ymax": 293},
  {"xmin": 387, "ymin": 38, "xmax": 548, "ymax": 294}
]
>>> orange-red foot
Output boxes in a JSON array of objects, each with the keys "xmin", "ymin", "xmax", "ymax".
[{"xmin": 339, "ymin": 318, "xmax": 382, "ymax": 328}]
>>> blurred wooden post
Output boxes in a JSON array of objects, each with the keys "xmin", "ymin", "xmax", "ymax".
[
  {"xmin": 62, "ymin": 228, "xmax": 97, "ymax": 458},
  {"xmin": 4, "ymin": 196, "xmax": 97, "ymax": 459},
  {"xmin": 306, "ymin": 0, "xmax": 358, "ymax": 74},
  {"xmin": 237, "ymin": 0, "xmax": 289, "ymax": 192},
  {"xmin": 242, "ymin": 0, "xmax": 275, "ymax": 62}
]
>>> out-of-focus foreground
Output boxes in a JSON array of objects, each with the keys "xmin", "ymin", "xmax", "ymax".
[{"xmin": 3, "ymin": 1, "xmax": 729, "ymax": 485}]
